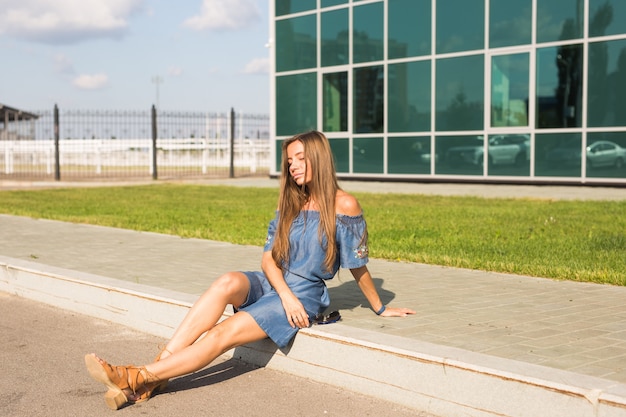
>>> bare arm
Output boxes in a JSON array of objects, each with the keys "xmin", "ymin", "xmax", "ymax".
[{"xmin": 350, "ymin": 265, "xmax": 416, "ymax": 317}]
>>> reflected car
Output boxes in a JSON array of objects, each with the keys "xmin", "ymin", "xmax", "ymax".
[
  {"xmin": 586, "ymin": 140, "xmax": 626, "ymax": 169},
  {"xmin": 446, "ymin": 135, "xmax": 529, "ymax": 167}
]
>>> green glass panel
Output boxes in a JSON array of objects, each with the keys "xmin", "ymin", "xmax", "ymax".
[
  {"xmin": 491, "ymin": 53, "xmax": 529, "ymax": 127},
  {"xmin": 590, "ymin": 0, "xmax": 626, "ymax": 37},
  {"xmin": 354, "ymin": 66, "xmax": 384, "ymax": 134},
  {"xmin": 535, "ymin": 133, "xmax": 582, "ymax": 177},
  {"xmin": 588, "ymin": 39, "xmax": 626, "ymax": 127},
  {"xmin": 275, "ymin": 139, "xmax": 284, "ymax": 173},
  {"xmin": 435, "ymin": 135, "xmax": 483, "ymax": 176},
  {"xmin": 586, "ymin": 132, "xmax": 626, "ymax": 178},
  {"xmin": 435, "ymin": 55, "xmax": 484, "ymax": 131},
  {"xmin": 276, "ymin": 15, "xmax": 316, "ymax": 72},
  {"xmin": 276, "ymin": 0, "xmax": 317, "ymax": 16},
  {"xmin": 353, "ymin": 137, "xmax": 384, "ymax": 173},
  {"xmin": 353, "ymin": 3, "xmax": 384, "ymax": 63},
  {"xmin": 536, "ymin": 45, "xmax": 583, "ymax": 128},
  {"xmin": 436, "ymin": 0, "xmax": 484, "ymax": 54},
  {"xmin": 321, "ymin": 9, "xmax": 349, "ymax": 67},
  {"xmin": 388, "ymin": 0, "xmax": 431, "ymax": 59},
  {"xmin": 536, "ymin": 0, "xmax": 583, "ymax": 43},
  {"xmin": 388, "ymin": 136, "xmax": 432, "ymax": 174},
  {"xmin": 276, "ymin": 73, "xmax": 317, "ymax": 136},
  {"xmin": 388, "ymin": 61, "xmax": 431, "ymax": 132},
  {"xmin": 321, "ymin": 0, "xmax": 347, "ymax": 8},
  {"xmin": 489, "ymin": 0, "xmax": 531, "ymax": 48},
  {"xmin": 328, "ymin": 138, "xmax": 350, "ymax": 173},
  {"xmin": 323, "ymin": 72, "xmax": 348, "ymax": 132},
  {"xmin": 486, "ymin": 134, "xmax": 531, "ymax": 177}
]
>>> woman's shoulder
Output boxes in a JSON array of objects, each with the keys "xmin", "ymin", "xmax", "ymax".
[{"xmin": 335, "ymin": 190, "xmax": 362, "ymax": 216}]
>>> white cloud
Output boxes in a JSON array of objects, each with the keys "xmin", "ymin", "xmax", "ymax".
[
  {"xmin": 0, "ymin": 0, "xmax": 144, "ymax": 44},
  {"xmin": 73, "ymin": 73, "xmax": 109, "ymax": 90},
  {"xmin": 53, "ymin": 53, "xmax": 75, "ymax": 75},
  {"xmin": 184, "ymin": 0, "xmax": 260, "ymax": 31},
  {"xmin": 241, "ymin": 57, "xmax": 268, "ymax": 74},
  {"xmin": 168, "ymin": 67, "xmax": 184, "ymax": 77}
]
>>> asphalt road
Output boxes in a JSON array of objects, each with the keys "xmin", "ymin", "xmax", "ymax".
[{"xmin": 0, "ymin": 292, "xmax": 436, "ymax": 417}]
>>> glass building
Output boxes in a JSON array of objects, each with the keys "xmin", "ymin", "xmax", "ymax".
[{"xmin": 270, "ymin": 0, "xmax": 626, "ymax": 185}]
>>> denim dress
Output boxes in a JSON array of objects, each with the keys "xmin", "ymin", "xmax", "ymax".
[{"xmin": 239, "ymin": 210, "xmax": 369, "ymax": 348}]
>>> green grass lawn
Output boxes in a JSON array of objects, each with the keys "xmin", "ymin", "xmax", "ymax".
[{"xmin": 1, "ymin": 183, "xmax": 624, "ymax": 286}]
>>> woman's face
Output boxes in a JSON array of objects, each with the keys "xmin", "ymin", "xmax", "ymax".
[{"xmin": 286, "ymin": 140, "xmax": 312, "ymax": 186}]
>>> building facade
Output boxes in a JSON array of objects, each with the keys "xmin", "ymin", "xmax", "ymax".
[{"xmin": 270, "ymin": 0, "xmax": 626, "ymax": 185}]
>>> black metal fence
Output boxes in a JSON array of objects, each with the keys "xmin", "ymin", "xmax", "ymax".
[{"xmin": 0, "ymin": 105, "xmax": 270, "ymax": 181}]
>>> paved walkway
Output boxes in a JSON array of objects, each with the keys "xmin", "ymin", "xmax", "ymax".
[{"xmin": 1, "ymin": 179, "xmax": 626, "ymax": 388}]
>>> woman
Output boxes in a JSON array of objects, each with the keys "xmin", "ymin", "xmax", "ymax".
[{"xmin": 85, "ymin": 130, "xmax": 416, "ymax": 410}]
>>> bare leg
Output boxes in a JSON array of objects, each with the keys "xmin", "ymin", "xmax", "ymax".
[
  {"xmin": 160, "ymin": 271, "xmax": 250, "ymax": 358},
  {"xmin": 145, "ymin": 310, "xmax": 267, "ymax": 380}
]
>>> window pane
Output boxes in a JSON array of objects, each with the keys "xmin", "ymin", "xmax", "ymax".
[
  {"xmin": 276, "ymin": 0, "xmax": 316, "ymax": 16},
  {"xmin": 276, "ymin": 73, "xmax": 317, "ymax": 136},
  {"xmin": 276, "ymin": 15, "xmax": 316, "ymax": 72},
  {"xmin": 322, "ymin": 0, "xmax": 347, "ymax": 8},
  {"xmin": 487, "ymin": 134, "xmax": 530, "ymax": 177},
  {"xmin": 436, "ymin": 135, "xmax": 483, "ymax": 176},
  {"xmin": 489, "ymin": 0, "xmax": 531, "ymax": 48},
  {"xmin": 536, "ymin": 45, "xmax": 583, "ymax": 128},
  {"xmin": 436, "ymin": 0, "xmax": 484, "ymax": 54},
  {"xmin": 323, "ymin": 72, "xmax": 348, "ymax": 132},
  {"xmin": 491, "ymin": 53, "xmax": 529, "ymax": 127},
  {"xmin": 388, "ymin": 136, "xmax": 432, "ymax": 174},
  {"xmin": 353, "ymin": 3, "xmax": 384, "ymax": 63},
  {"xmin": 328, "ymin": 138, "xmax": 350, "ymax": 173},
  {"xmin": 322, "ymin": 9, "xmax": 349, "ymax": 67},
  {"xmin": 353, "ymin": 137, "xmax": 384, "ymax": 173},
  {"xmin": 354, "ymin": 66, "xmax": 384, "ymax": 133},
  {"xmin": 388, "ymin": 61, "xmax": 431, "ymax": 132},
  {"xmin": 435, "ymin": 55, "xmax": 484, "ymax": 131},
  {"xmin": 535, "ymin": 133, "xmax": 582, "ymax": 177},
  {"xmin": 588, "ymin": 39, "xmax": 626, "ymax": 127},
  {"xmin": 586, "ymin": 133, "xmax": 626, "ymax": 178},
  {"xmin": 388, "ymin": 0, "xmax": 431, "ymax": 59},
  {"xmin": 590, "ymin": 0, "xmax": 626, "ymax": 37},
  {"xmin": 536, "ymin": 0, "xmax": 583, "ymax": 43}
]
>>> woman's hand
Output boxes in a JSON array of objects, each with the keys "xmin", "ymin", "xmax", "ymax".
[
  {"xmin": 379, "ymin": 306, "xmax": 416, "ymax": 317},
  {"xmin": 280, "ymin": 291, "xmax": 310, "ymax": 328}
]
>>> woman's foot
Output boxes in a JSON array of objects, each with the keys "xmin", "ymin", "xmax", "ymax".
[{"xmin": 84, "ymin": 354, "xmax": 160, "ymax": 410}]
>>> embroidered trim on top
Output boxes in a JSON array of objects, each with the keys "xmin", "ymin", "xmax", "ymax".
[{"xmin": 353, "ymin": 245, "xmax": 369, "ymax": 259}]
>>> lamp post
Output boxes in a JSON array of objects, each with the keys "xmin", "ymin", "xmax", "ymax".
[{"xmin": 151, "ymin": 76, "xmax": 163, "ymax": 110}]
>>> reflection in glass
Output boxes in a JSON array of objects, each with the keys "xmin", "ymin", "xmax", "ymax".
[
  {"xmin": 323, "ymin": 72, "xmax": 348, "ymax": 132},
  {"xmin": 586, "ymin": 132, "xmax": 626, "ymax": 178},
  {"xmin": 322, "ymin": 9, "xmax": 349, "ymax": 67},
  {"xmin": 536, "ymin": 45, "xmax": 583, "ymax": 128},
  {"xmin": 436, "ymin": 0, "xmax": 484, "ymax": 54},
  {"xmin": 353, "ymin": 3, "xmax": 384, "ymax": 63},
  {"xmin": 490, "ymin": 0, "xmax": 531, "ymax": 48},
  {"xmin": 328, "ymin": 138, "xmax": 350, "ymax": 173},
  {"xmin": 388, "ymin": 0, "xmax": 430, "ymax": 59},
  {"xmin": 276, "ymin": 73, "xmax": 317, "ymax": 136},
  {"xmin": 492, "ymin": 53, "xmax": 529, "ymax": 127},
  {"xmin": 435, "ymin": 135, "xmax": 483, "ymax": 176},
  {"xmin": 588, "ymin": 39, "xmax": 626, "ymax": 127},
  {"xmin": 388, "ymin": 61, "xmax": 431, "ymax": 132},
  {"xmin": 276, "ymin": 0, "xmax": 317, "ymax": 17},
  {"xmin": 388, "ymin": 136, "xmax": 432, "ymax": 174},
  {"xmin": 535, "ymin": 133, "xmax": 582, "ymax": 177},
  {"xmin": 487, "ymin": 134, "xmax": 531, "ymax": 177},
  {"xmin": 276, "ymin": 15, "xmax": 317, "ymax": 72},
  {"xmin": 354, "ymin": 66, "xmax": 384, "ymax": 133},
  {"xmin": 435, "ymin": 55, "xmax": 484, "ymax": 132},
  {"xmin": 353, "ymin": 137, "xmax": 384, "ymax": 173},
  {"xmin": 537, "ymin": 0, "xmax": 583, "ymax": 43},
  {"xmin": 589, "ymin": 0, "xmax": 626, "ymax": 37}
]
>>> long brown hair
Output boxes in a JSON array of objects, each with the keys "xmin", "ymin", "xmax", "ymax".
[{"xmin": 272, "ymin": 131, "xmax": 340, "ymax": 272}]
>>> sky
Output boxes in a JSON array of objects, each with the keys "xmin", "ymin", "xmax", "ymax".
[{"xmin": 0, "ymin": 0, "xmax": 270, "ymax": 114}]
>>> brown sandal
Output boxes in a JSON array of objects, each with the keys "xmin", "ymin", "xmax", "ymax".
[
  {"xmin": 151, "ymin": 346, "xmax": 172, "ymax": 394},
  {"xmin": 84, "ymin": 354, "xmax": 160, "ymax": 410}
]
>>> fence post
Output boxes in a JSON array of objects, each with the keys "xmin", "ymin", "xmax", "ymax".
[
  {"xmin": 229, "ymin": 107, "xmax": 235, "ymax": 178},
  {"xmin": 151, "ymin": 105, "xmax": 158, "ymax": 180},
  {"xmin": 54, "ymin": 104, "xmax": 60, "ymax": 181}
]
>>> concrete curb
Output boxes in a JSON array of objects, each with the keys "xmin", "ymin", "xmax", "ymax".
[{"xmin": 1, "ymin": 255, "xmax": 625, "ymax": 417}]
